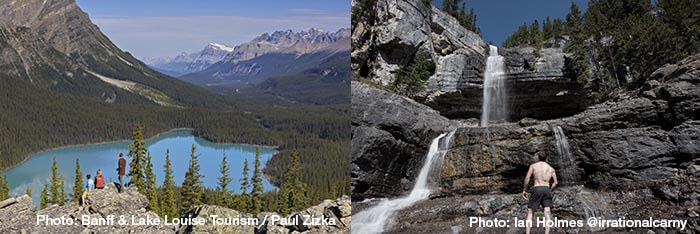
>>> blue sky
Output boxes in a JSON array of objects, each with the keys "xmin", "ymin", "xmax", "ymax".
[
  {"xmin": 432, "ymin": 0, "xmax": 589, "ymax": 45},
  {"xmin": 77, "ymin": 0, "xmax": 350, "ymax": 59}
]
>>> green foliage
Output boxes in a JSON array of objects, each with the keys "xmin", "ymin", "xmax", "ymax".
[
  {"xmin": 217, "ymin": 154, "xmax": 232, "ymax": 206},
  {"xmin": 276, "ymin": 151, "xmax": 309, "ymax": 215},
  {"xmin": 145, "ymin": 153, "xmax": 159, "ymax": 214},
  {"xmin": 250, "ymin": 147, "xmax": 264, "ymax": 214},
  {"xmin": 180, "ymin": 145, "xmax": 203, "ymax": 214},
  {"xmin": 25, "ymin": 187, "xmax": 32, "ymax": 198},
  {"xmin": 127, "ymin": 124, "xmax": 148, "ymax": 192},
  {"xmin": 445, "ymin": 0, "xmax": 480, "ymax": 33},
  {"xmin": 503, "ymin": 18, "xmax": 563, "ymax": 48},
  {"xmin": 71, "ymin": 159, "xmax": 84, "ymax": 202},
  {"xmin": 389, "ymin": 53, "xmax": 436, "ymax": 97},
  {"xmin": 0, "ymin": 159, "xmax": 8, "ymax": 201},
  {"xmin": 159, "ymin": 150, "xmax": 178, "ymax": 218},
  {"xmin": 49, "ymin": 157, "xmax": 66, "ymax": 205},
  {"xmin": 40, "ymin": 183, "xmax": 49, "ymax": 209},
  {"xmin": 351, "ymin": 0, "xmax": 376, "ymax": 28}
]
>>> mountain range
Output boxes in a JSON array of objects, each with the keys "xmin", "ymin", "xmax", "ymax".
[
  {"xmin": 144, "ymin": 43, "xmax": 234, "ymax": 77},
  {"xmin": 0, "ymin": 0, "xmax": 234, "ymax": 109}
]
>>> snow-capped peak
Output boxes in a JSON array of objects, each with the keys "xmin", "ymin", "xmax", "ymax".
[{"xmin": 207, "ymin": 43, "xmax": 234, "ymax": 52}]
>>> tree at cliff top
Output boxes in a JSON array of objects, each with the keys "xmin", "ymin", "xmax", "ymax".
[
  {"xmin": 0, "ymin": 158, "xmax": 9, "ymax": 201},
  {"xmin": 217, "ymin": 154, "xmax": 233, "ymax": 207},
  {"xmin": 25, "ymin": 187, "xmax": 32, "ymax": 198},
  {"xmin": 276, "ymin": 151, "xmax": 309, "ymax": 215},
  {"xmin": 145, "ymin": 152, "xmax": 159, "ymax": 214},
  {"xmin": 446, "ymin": 0, "xmax": 480, "ymax": 34},
  {"xmin": 40, "ymin": 183, "xmax": 49, "ymax": 209},
  {"xmin": 503, "ymin": 18, "xmax": 563, "ymax": 48},
  {"xmin": 389, "ymin": 53, "xmax": 436, "ymax": 97},
  {"xmin": 49, "ymin": 157, "xmax": 66, "ymax": 205},
  {"xmin": 159, "ymin": 149, "xmax": 178, "ymax": 218},
  {"xmin": 127, "ymin": 123, "xmax": 148, "ymax": 192},
  {"xmin": 250, "ymin": 147, "xmax": 264, "ymax": 214},
  {"xmin": 71, "ymin": 159, "xmax": 84, "ymax": 203},
  {"xmin": 564, "ymin": 0, "xmax": 695, "ymax": 100},
  {"xmin": 181, "ymin": 144, "xmax": 204, "ymax": 214}
]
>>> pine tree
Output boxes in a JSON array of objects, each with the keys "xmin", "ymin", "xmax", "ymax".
[
  {"xmin": 457, "ymin": 3, "xmax": 468, "ymax": 29},
  {"xmin": 240, "ymin": 159, "xmax": 250, "ymax": 195},
  {"xmin": 442, "ymin": 0, "xmax": 458, "ymax": 18},
  {"xmin": 40, "ymin": 183, "xmax": 49, "ymax": 209},
  {"xmin": 160, "ymin": 149, "xmax": 177, "ymax": 218},
  {"xmin": 25, "ymin": 187, "xmax": 32, "ymax": 198},
  {"xmin": 543, "ymin": 16, "xmax": 553, "ymax": 39},
  {"xmin": 127, "ymin": 123, "xmax": 148, "ymax": 192},
  {"xmin": 181, "ymin": 144, "xmax": 203, "ymax": 213},
  {"xmin": 217, "ymin": 154, "xmax": 232, "ymax": 206},
  {"xmin": 49, "ymin": 157, "xmax": 66, "ymax": 205},
  {"xmin": 529, "ymin": 20, "xmax": 543, "ymax": 48},
  {"xmin": 469, "ymin": 8, "xmax": 477, "ymax": 32},
  {"xmin": 552, "ymin": 18, "xmax": 563, "ymax": 38},
  {"xmin": 276, "ymin": 151, "xmax": 309, "ymax": 215},
  {"xmin": 564, "ymin": 2, "xmax": 583, "ymax": 35},
  {"xmin": 145, "ymin": 152, "xmax": 159, "ymax": 214},
  {"xmin": 250, "ymin": 147, "xmax": 264, "ymax": 214},
  {"xmin": 72, "ymin": 158, "xmax": 84, "ymax": 202},
  {"xmin": 0, "ymin": 159, "xmax": 9, "ymax": 201}
]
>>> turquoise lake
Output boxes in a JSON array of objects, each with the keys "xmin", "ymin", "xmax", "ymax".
[{"xmin": 3, "ymin": 129, "xmax": 278, "ymax": 206}]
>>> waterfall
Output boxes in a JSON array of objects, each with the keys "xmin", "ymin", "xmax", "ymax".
[
  {"xmin": 480, "ymin": 45, "xmax": 507, "ymax": 127},
  {"xmin": 552, "ymin": 126, "xmax": 577, "ymax": 184},
  {"xmin": 352, "ymin": 130, "xmax": 456, "ymax": 234}
]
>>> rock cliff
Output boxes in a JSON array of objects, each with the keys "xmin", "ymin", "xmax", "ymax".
[
  {"xmin": 352, "ymin": 50, "xmax": 700, "ymax": 232},
  {"xmin": 0, "ymin": 183, "xmax": 352, "ymax": 234}
]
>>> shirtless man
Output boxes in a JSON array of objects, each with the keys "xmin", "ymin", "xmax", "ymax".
[{"xmin": 522, "ymin": 152, "xmax": 558, "ymax": 234}]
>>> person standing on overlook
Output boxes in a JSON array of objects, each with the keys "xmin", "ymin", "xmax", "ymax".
[{"xmin": 117, "ymin": 153, "xmax": 127, "ymax": 192}]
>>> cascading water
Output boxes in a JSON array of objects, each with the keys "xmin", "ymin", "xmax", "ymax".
[
  {"xmin": 480, "ymin": 45, "xmax": 507, "ymax": 127},
  {"xmin": 352, "ymin": 130, "xmax": 456, "ymax": 234},
  {"xmin": 552, "ymin": 126, "xmax": 577, "ymax": 184}
]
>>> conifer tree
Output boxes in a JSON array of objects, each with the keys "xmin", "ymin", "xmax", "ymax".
[
  {"xmin": 469, "ymin": 8, "xmax": 477, "ymax": 32},
  {"xmin": 26, "ymin": 187, "xmax": 32, "ymax": 198},
  {"xmin": 127, "ymin": 123, "xmax": 148, "ymax": 192},
  {"xmin": 458, "ymin": 3, "xmax": 468, "ymax": 29},
  {"xmin": 217, "ymin": 154, "xmax": 232, "ymax": 206},
  {"xmin": 276, "ymin": 151, "xmax": 309, "ymax": 215},
  {"xmin": 160, "ymin": 149, "xmax": 177, "ymax": 218},
  {"xmin": 564, "ymin": 2, "xmax": 583, "ymax": 35},
  {"xmin": 145, "ymin": 152, "xmax": 159, "ymax": 214},
  {"xmin": 529, "ymin": 20, "xmax": 543, "ymax": 48},
  {"xmin": 181, "ymin": 144, "xmax": 203, "ymax": 213},
  {"xmin": 72, "ymin": 159, "xmax": 84, "ymax": 202},
  {"xmin": 250, "ymin": 147, "xmax": 264, "ymax": 214},
  {"xmin": 240, "ymin": 159, "xmax": 249, "ymax": 195},
  {"xmin": 543, "ymin": 16, "xmax": 553, "ymax": 39},
  {"xmin": 552, "ymin": 18, "xmax": 563, "ymax": 38},
  {"xmin": 49, "ymin": 157, "xmax": 66, "ymax": 205},
  {"xmin": 0, "ymin": 159, "xmax": 9, "ymax": 201},
  {"xmin": 40, "ymin": 183, "xmax": 49, "ymax": 209},
  {"xmin": 234, "ymin": 159, "xmax": 250, "ymax": 212}
]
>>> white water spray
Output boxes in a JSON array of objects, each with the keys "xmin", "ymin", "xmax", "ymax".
[
  {"xmin": 480, "ymin": 45, "xmax": 507, "ymax": 127},
  {"xmin": 553, "ymin": 126, "xmax": 577, "ymax": 184},
  {"xmin": 352, "ymin": 130, "xmax": 456, "ymax": 234}
]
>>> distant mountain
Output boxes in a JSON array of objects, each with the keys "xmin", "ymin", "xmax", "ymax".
[
  {"xmin": 181, "ymin": 28, "xmax": 351, "ymax": 87},
  {"xmin": 0, "ymin": 0, "xmax": 234, "ymax": 109},
  {"xmin": 144, "ymin": 43, "xmax": 233, "ymax": 77}
]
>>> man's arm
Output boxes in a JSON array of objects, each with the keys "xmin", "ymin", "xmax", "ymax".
[
  {"xmin": 550, "ymin": 171, "xmax": 558, "ymax": 191},
  {"xmin": 522, "ymin": 165, "xmax": 533, "ymax": 199}
]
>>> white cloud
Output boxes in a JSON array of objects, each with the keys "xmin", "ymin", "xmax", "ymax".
[{"xmin": 91, "ymin": 14, "xmax": 349, "ymax": 59}]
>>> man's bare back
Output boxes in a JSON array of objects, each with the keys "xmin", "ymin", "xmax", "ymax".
[{"xmin": 522, "ymin": 154, "xmax": 558, "ymax": 234}]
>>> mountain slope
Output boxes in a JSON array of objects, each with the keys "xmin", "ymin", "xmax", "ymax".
[
  {"xmin": 181, "ymin": 28, "xmax": 350, "ymax": 87},
  {"xmin": 0, "ymin": 0, "xmax": 235, "ymax": 109}
]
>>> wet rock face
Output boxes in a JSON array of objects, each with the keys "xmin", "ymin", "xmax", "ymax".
[
  {"xmin": 426, "ymin": 44, "xmax": 591, "ymax": 121},
  {"xmin": 351, "ymin": 81, "xmax": 459, "ymax": 199},
  {"xmin": 181, "ymin": 196, "xmax": 351, "ymax": 234}
]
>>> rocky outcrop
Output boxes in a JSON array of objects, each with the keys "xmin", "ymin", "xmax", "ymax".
[
  {"xmin": 351, "ymin": 81, "xmax": 463, "ymax": 199},
  {"xmin": 0, "ymin": 183, "xmax": 175, "ymax": 233},
  {"xmin": 0, "ymin": 183, "xmax": 352, "ymax": 234},
  {"xmin": 180, "ymin": 196, "xmax": 351, "ymax": 234},
  {"xmin": 351, "ymin": 0, "xmax": 486, "ymax": 87}
]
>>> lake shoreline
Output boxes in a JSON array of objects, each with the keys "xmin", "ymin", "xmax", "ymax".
[{"xmin": 4, "ymin": 128, "xmax": 279, "ymax": 172}]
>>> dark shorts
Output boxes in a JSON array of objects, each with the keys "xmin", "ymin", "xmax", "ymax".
[{"xmin": 528, "ymin": 186, "xmax": 553, "ymax": 210}]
